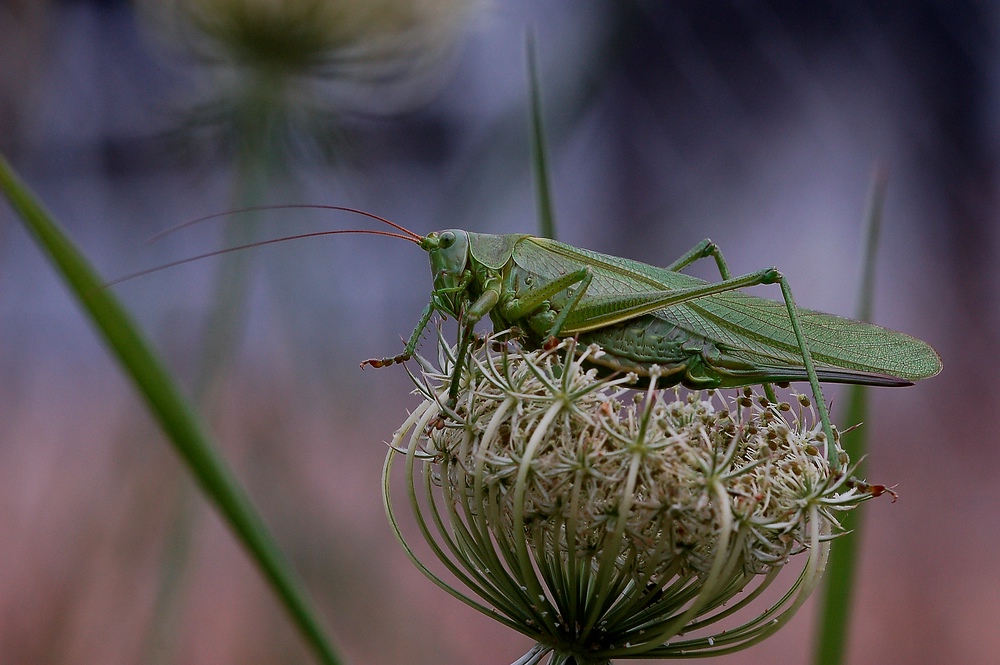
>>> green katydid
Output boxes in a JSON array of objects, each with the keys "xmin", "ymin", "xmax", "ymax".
[
  {"xmin": 361, "ymin": 224, "xmax": 939, "ymax": 457},
  {"xmin": 126, "ymin": 205, "xmax": 942, "ymax": 464}
]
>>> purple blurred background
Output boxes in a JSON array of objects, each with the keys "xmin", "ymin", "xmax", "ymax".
[{"xmin": 0, "ymin": 1, "xmax": 996, "ymax": 664}]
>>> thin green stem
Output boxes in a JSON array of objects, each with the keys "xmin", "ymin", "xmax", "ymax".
[
  {"xmin": 813, "ymin": 165, "xmax": 887, "ymax": 665},
  {"xmin": 526, "ymin": 31, "xmax": 557, "ymax": 241}
]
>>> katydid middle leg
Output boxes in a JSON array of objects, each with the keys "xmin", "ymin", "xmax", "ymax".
[{"xmin": 499, "ymin": 266, "xmax": 594, "ymax": 340}]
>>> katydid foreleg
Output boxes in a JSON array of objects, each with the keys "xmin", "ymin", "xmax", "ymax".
[
  {"xmin": 445, "ymin": 320, "xmax": 478, "ymax": 408},
  {"xmin": 361, "ymin": 301, "xmax": 435, "ymax": 369},
  {"xmin": 362, "ymin": 267, "xmax": 482, "ymax": 370},
  {"xmin": 440, "ymin": 277, "xmax": 505, "ymax": 405},
  {"xmin": 440, "ymin": 267, "xmax": 597, "ymax": 405}
]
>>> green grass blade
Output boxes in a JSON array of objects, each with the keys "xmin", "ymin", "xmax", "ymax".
[
  {"xmin": 0, "ymin": 153, "xmax": 342, "ymax": 665},
  {"xmin": 813, "ymin": 166, "xmax": 887, "ymax": 665},
  {"xmin": 527, "ymin": 31, "xmax": 557, "ymax": 241}
]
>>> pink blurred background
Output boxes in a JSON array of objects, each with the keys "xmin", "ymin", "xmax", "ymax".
[{"xmin": 0, "ymin": 2, "xmax": 995, "ymax": 664}]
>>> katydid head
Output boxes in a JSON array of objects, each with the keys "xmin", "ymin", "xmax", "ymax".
[{"xmin": 420, "ymin": 229, "xmax": 470, "ymax": 318}]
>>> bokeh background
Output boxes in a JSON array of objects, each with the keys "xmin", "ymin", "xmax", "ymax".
[{"xmin": 0, "ymin": 1, "xmax": 995, "ymax": 664}]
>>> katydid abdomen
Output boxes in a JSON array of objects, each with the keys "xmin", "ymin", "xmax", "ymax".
[{"xmin": 577, "ymin": 313, "xmax": 930, "ymax": 389}]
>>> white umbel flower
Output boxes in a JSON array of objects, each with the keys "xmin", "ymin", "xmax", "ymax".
[{"xmin": 385, "ymin": 331, "xmax": 884, "ymax": 664}]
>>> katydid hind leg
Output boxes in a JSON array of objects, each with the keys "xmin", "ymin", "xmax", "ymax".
[
  {"xmin": 562, "ymin": 267, "xmax": 781, "ymax": 335},
  {"xmin": 635, "ymin": 265, "xmax": 839, "ymax": 466},
  {"xmin": 774, "ymin": 275, "xmax": 840, "ymax": 466},
  {"xmin": 666, "ymin": 239, "xmax": 732, "ymax": 280},
  {"xmin": 565, "ymin": 263, "xmax": 839, "ymax": 468}
]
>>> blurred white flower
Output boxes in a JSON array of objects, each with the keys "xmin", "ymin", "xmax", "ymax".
[
  {"xmin": 138, "ymin": 0, "xmax": 478, "ymax": 162},
  {"xmin": 149, "ymin": 0, "xmax": 474, "ymax": 83}
]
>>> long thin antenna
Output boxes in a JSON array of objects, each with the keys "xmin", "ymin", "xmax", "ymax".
[
  {"xmin": 107, "ymin": 229, "xmax": 419, "ymax": 287},
  {"xmin": 148, "ymin": 204, "xmax": 423, "ymax": 243}
]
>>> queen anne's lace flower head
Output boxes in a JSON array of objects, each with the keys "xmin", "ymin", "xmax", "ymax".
[
  {"xmin": 138, "ymin": 0, "xmax": 477, "ymax": 163},
  {"xmin": 385, "ymin": 331, "xmax": 885, "ymax": 664},
  {"xmin": 144, "ymin": 0, "xmax": 474, "ymax": 82}
]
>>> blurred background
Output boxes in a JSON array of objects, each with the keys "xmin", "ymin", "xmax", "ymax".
[{"xmin": 0, "ymin": 1, "xmax": 995, "ymax": 664}]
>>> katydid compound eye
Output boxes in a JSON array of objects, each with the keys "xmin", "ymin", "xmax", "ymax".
[{"xmin": 439, "ymin": 231, "xmax": 456, "ymax": 248}]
